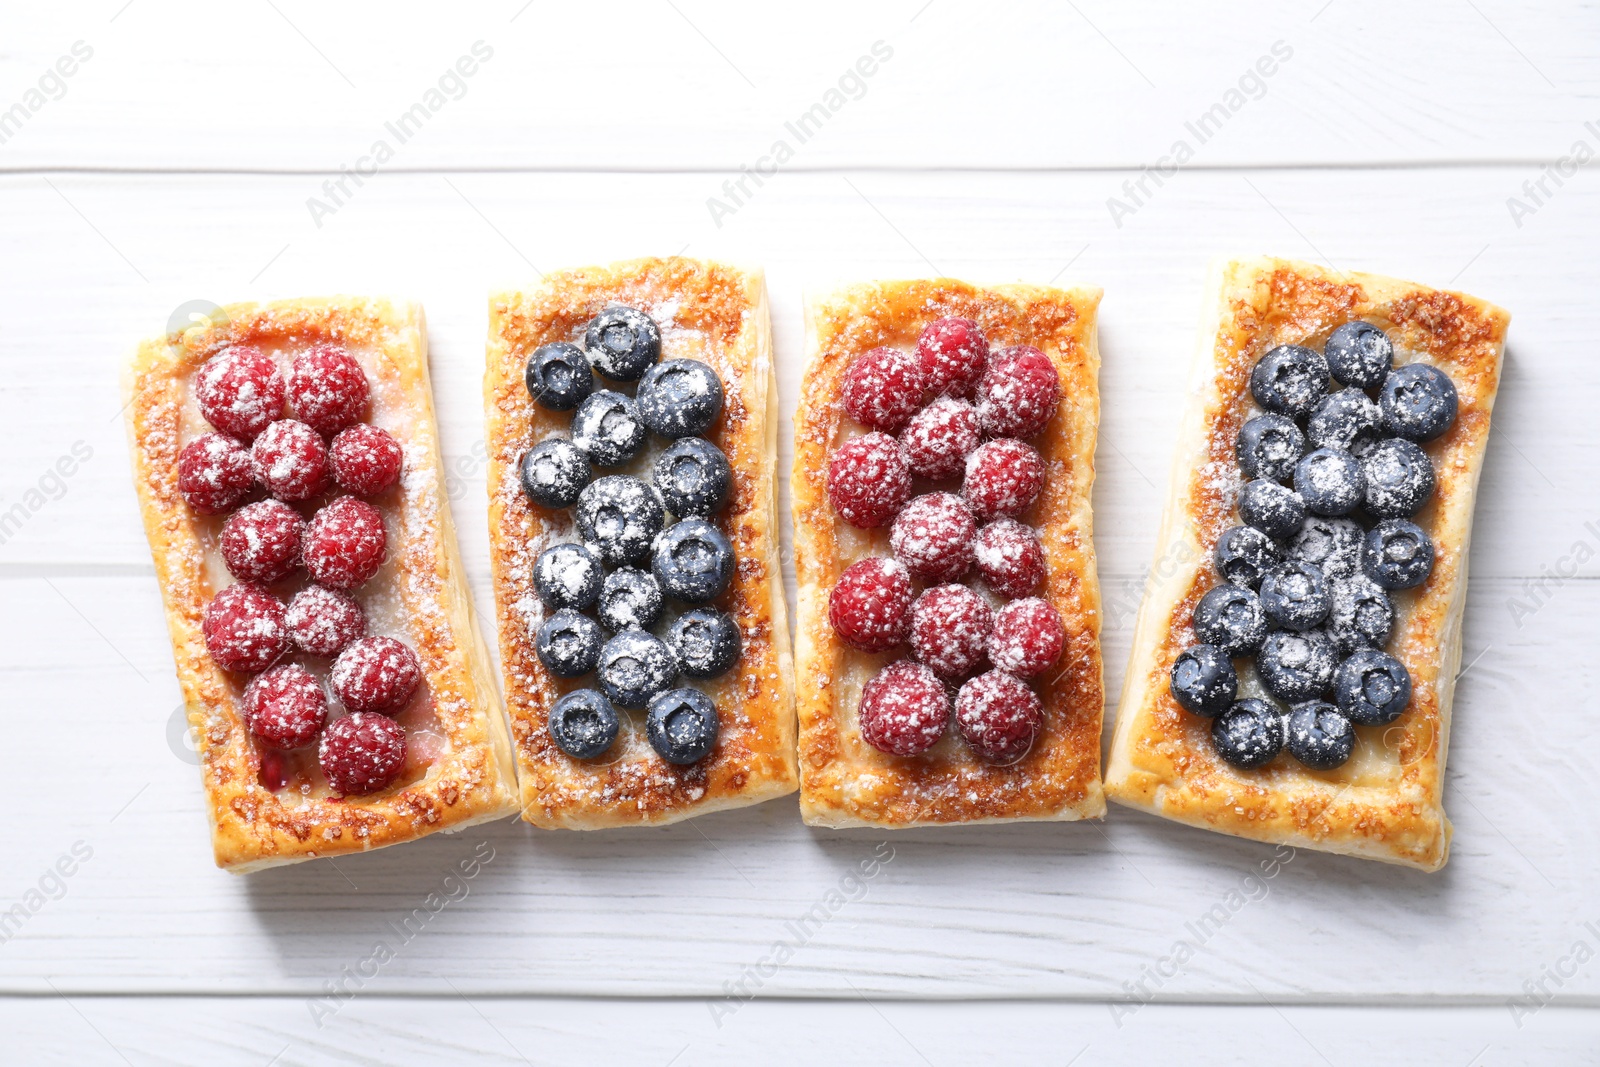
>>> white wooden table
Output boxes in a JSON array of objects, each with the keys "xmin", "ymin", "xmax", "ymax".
[{"xmin": 3, "ymin": 2, "xmax": 1598, "ymax": 1062}]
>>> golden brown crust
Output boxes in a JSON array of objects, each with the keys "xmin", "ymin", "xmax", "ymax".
[
  {"xmin": 124, "ymin": 297, "xmax": 519, "ymax": 873},
  {"xmin": 793, "ymin": 279, "xmax": 1106, "ymax": 827},
  {"xmin": 1105, "ymin": 256, "xmax": 1511, "ymax": 872},
  {"xmin": 485, "ymin": 257, "xmax": 797, "ymax": 828}
]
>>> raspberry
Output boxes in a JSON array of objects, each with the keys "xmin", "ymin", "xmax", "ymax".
[
  {"xmin": 220, "ymin": 499, "xmax": 304, "ymax": 584},
  {"xmin": 841, "ymin": 346, "xmax": 926, "ymax": 432},
  {"xmin": 332, "ymin": 635, "xmax": 422, "ymax": 713},
  {"xmin": 319, "ymin": 711, "xmax": 407, "ymax": 795},
  {"xmin": 974, "ymin": 518, "xmax": 1047, "ymax": 599},
  {"xmin": 330, "ymin": 423, "xmax": 403, "ymax": 497},
  {"xmin": 988, "ymin": 597, "xmax": 1065, "ymax": 677},
  {"xmin": 288, "ymin": 342, "xmax": 370, "ymax": 436},
  {"xmin": 252, "ymin": 419, "xmax": 329, "ymax": 501},
  {"xmin": 910, "ymin": 584, "xmax": 993, "ymax": 681},
  {"xmin": 285, "ymin": 584, "xmax": 366, "ymax": 657},
  {"xmin": 826, "ymin": 432, "xmax": 911, "ymax": 529},
  {"xmin": 898, "ymin": 397, "xmax": 981, "ymax": 480},
  {"xmin": 194, "ymin": 345, "xmax": 285, "ymax": 440},
  {"xmin": 303, "ymin": 497, "xmax": 387, "ymax": 590},
  {"xmin": 964, "ymin": 439, "xmax": 1045, "ymax": 521},
  {"xmin": 243, "ymin": 663, "xmax": 328, "ymax": 749},
  {"xmin": 976, "ymin": 345, "xmax": 1060, "ymax": 440},
  {"xmin": 828, "ymin": 557, "xmax": 913, "ymax": 653},
  {"xmin": 914, "ymin": 317, "xmax": 989, "ymax": 398},
  {"xmin": 955, "ymin": 669, "xmax": 1043, "ymax": 764},
  {"xmin": 858, "ymin": 660, "xmax": 950, "ymax": 756},
  {"xmin": 202, "ymin": 583, "xmax": 288, "ymax": 673},
  {"xmin": 177, "ymin": 432, "xmax": 256, "ymax": 515},
  {"xmin": 890, "ymin": 492, "xmax": 975, "ymax": 583}
]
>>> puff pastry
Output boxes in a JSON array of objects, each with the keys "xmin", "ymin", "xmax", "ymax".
[
  {"xmin": 794, "ymin": 279, "xmax": 1107, "ymax": 828},
  {"xmin": 1105, "ymin": 256, "xmax": 1510, "ymax": 871},
  {"xmin": 484, "ymin": 257, "xmax": 798, "ymax": 828},
  {"xmin": 125, "ymin": 297, "xmax": 519, "ymax": 873}
]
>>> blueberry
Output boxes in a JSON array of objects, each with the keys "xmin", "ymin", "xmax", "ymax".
[
  {"xmin": 646, "ymin": 687, "xmax": 720, "ymax": 764},
  {"xmin": 1285, "ymin": 701, "xmax": 1355, "ymax": 770},
  {"xmin": 1363, "ymin": 519, "xmax": 1434, "ymax": 590},
  {"xmin": 534, "ymin": 542, "xmax": 603, "ymax": 610},
  {"xmin": 584, "ymin": 305, "xmax": 661, "ymax": 382},
  {"xmin": 1236, "ymin": 414, "xmax": 1305, "ymax": 483},
  {"xmin": 519, "ymin": 438, "xmax": 591, "ymax": 509},
  {"xmin": 1333, "ymin": 648, "xmax": 1413, "ymax": 726},
  {"xmin": 1380, "ymin": 363, "xmax": 1458, "ymax": 441},
  {"xmin": 1250, "ymin": 345, "xmax": 1329, "ymax": 419},
  {"xmin": 547, "ymin": 688, "xmax": 620, "ymax": 759},
  {"xmin": 1308, "ymin": 388, "xmax": 1381, "ymax": 453},
  {"xmin": 536, "ymin": 609, "xmax": 603, "ymax": 678},
  {"xmin": 1294, "ymin": 447, "xmax": 1365, "ymax": 517},
  {"xmin": 1193, "ymin": 584, "xmax": 1268, "ymax": 657},
  {"xmin": 653, "ymin": 436, "xmax": 733, "ymax": 518},
  {"xmin": 576, "ymin": 475, "xmax": 666, "ymax": 567},
  {"xmin": 636, "ymin": 359, "xmax": 724, "ymax": 439},
  {"xmin": 1326, "ymin": 574, "xmax": 1394, "ymax": 653},
  {"xmin": 597, "ymin": 567, "xmax": 664, "ymax": 632},
  {"xmin": 1287, "ymin": 516, "xmax": 1364, "ymax": 580},
  {"xmin": 1211, "ymin": 699, "xmax": 1285, "ymax": 770},
  {"xmin": 524, "ymin": 341, "xmax": 595, "ymax": 412},
  {"xmin": 667, "ymin": 608, "xmax": 742, "ymax": 679},
  {"xmin": 652, "ymin": 518, "xmax": 735, "ymax": 605},
  {"xmin": 1362, "ymin": 437, "xmax": 1435, "ymax": 519},
  {"xmin": 597, "ymin": 629, "xmax": 678, "ymax": 709},
  {"xmin": 1169, "ymin": 644, "xmax": 1238, "ymax": 718},
  {"xmin": 571, "ymin": 390, "xmax": 647, "ymax": 468},
  {"xmin": 1214, "ymin": 525, "xmax": 1282, "ymax": 589},
  {"xmin": 1323, "ymin": 321, "xmax": 1393, "ymax": 389},
  {"xmin": 1256, "ymin": 629, "xmax": 1338, "ymax": 703},
  {"xmin": 1259, "ymin": 561, "xmax": 1331, "ymax": 632},
  {"xmin": 1239, "ymin": 479, "xmax": 1306, "ymax": 540}
]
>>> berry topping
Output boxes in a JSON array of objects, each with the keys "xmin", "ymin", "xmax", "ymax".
[
  {"xmin": 988, "ymin": 598, "xmax": 1065, "ymax": 678},
  {"xmin": 243, "ymin": 663, "xmax": 327, "ymax": 750},
  {"xmin": 1169, "ymin": 645, "xmax": 1238, "ymax": 718},
  {"xmin": 1193, "ymin": 584, "xmax": 1268, "ymax": 656},
  {"xmin": 584, "ymin": 305, "xmax": 661, "ymax": 382},
  {"xmin": 575, "ymin": 475, "xmax": 666, "ymax": 567},
  {"xmin": 598, "ymin": 629, "xmax": 678, "ymax": 709},
  {"xmin": 1236, "ymin": 414, "xmax": 1305, "ymax": 483},
  {"xmin": 1379, "ymin": 363, "xmax": 1458, "ymax": 441},
  {"xmin": 826, "ymin": 432, "xmax": 912, "ymax": 528},
  {"xmin": 220, "ymin": 499, "xmax": 304, "ymax": 584},
  {"xmin": 203, "ymin": 583, "xmax": 288, "ymax": 673},
  {"xmin": 598, "ymin": 566, "xmax": 664, "ymax": 632},
  {"xmin": 194, "ymin": 345, "xmax": 284, "ymax": 440},
  {"xmin": 828, "ymin": 557, "xmax": 913, "ymax": 653},
  {"xmin": 890, "ymin": 492, "xmax": 976, "ymax": 583},
  {"xmin": 258, "ymin": 749, "xmax": 291, "ymax": 791},
  {"xmin": 898, "ymin": 396, "xmax": 981, "ymax": 480},
  {"xmin": 1334, "ymin": 648, "xmax": 1413, "ymax": 726},
  {"xmin": 1256, "ymin": 629, "xmax": 1338, "ymax": 703},
  {"xmin": 331, "ymin": 635, "xmax": 422, "ymax": 714},
  {"xmin": 536, "ymin": 609, "xmax": 604, "ymax": 678},
  {"xmin": 1287, "ymin": 516, "xmax": 1364, "ymax": 580},
  {"xmin": 842, "ymin": 346, "xmax": 928, "ymax": 432},
  {"xmin": 303, "ymin": 496, "xmax": 387, "ymax": 590},
  {"xmin": 534, "ymin": 541, "xmax": 603, "ymax": 610},
  {"xmin": 548, "ymin": 689, "xmax": 620, "ymax": 759},
  {"xmin": 636, "ymin": 358, "xmax": 724, "ymax": 439},
  {"xmin": 1250, "ymin": 344, "xmax": 1329, "ymax": 419},
  {"xmin": 666, "ymin": 608, "xmax": 742, "ymax": 679},
  {"xmin": 519, "ymin": 438, "xmax": 592, "ymax": 510},
  {"xmin": 646, "ymin": 687, "xmax": 721, "ymax": 764},
  {"xmin": 1326, "ymin": 574, "xmax": 1394, "ymax": 653},
  {"xmin": 915, "ymin": 317, "xmax": 990, "ymax": 399},
  {"xmin": 858, "ymin": 660, "xmax": 950, "ymax": 757},
  {"xmin": 251, "ymin": 419, "xmax": 330, "ymax": 502},
  {"xmin": 1362, "ymin": 518, "xmax": 1435, "ymax": 590},
  {"xmin": 1211, "ymin": 699, "xmax": 1285, "ymax": 770},
  {"xmin": 571, "ymin": 390, "xmax": 647, "ymax": 468},
  {"xmin": 287, "ymin": 343, "xmax": 369, "ymax": 436},
  {"xmin": 1285, "ymin": 701, "xmax": 1355, "ymax": 770},
  {"xmin": 284, "ymin": 584, "xmax": 365, "ymax": 657},
  {"xmin": 653, "ymin": 437, "xmax": 733, "ymax": 518},
  {"xmin": 1259, "ymin": 561, "xmax": 1331, "ymax": 632},
  {"xmin": 1293, "ymin": 447, "xmax": 1365, "ymax": 517},
  {"xmin": 1238, "ymin": 479, "xmax": 1306, "ymax": 541},
  {"xmin": 910, "ymin": 583, "xmax": 992, "ymax": 681},
  {"xmin": 976, "ymin": 345, "xmax": 1060, "ymax": 440},
  {"xmin": 525, "ymin": 341, "xmax": 596, "ymax": 412},
  {"xmin": 329, "ymin": 423, "xmax": 403, "ymax": 497},
  {"xmin": 651, "ymin": 518, "xmax": 736, "ymax": 605},
  {"xmin": 1213, "ymin": 525, "xmax": 1281, "ymax": 589},
  {"xmin": 1361, "ymin": 437, "xmax": 1436, "ymax": 519},
  {"xmin": 963, "ymin": 438, "xmax": 1045, "ymax": 521},
  {"xmin": 1308, "ymin": 388, "xmax": 1381, "ymax": 454},
  {"xmin": 1324, "ymin": 321, "xmax": 1393, "ymax": 389},
  {"xmin": 973, "ymin": 517, "xmax": 1047, "ymax": 599},
  {"xmin": 319, "ymin": 712, "xmax": 406, "ymax": 796},
  {"xmin": 955, "ymin": 669, "xmax": 1043, "ymax": 764},
  {"xmin": 178, "ymin": 433, "xmax": 256, "ymax": 515}
]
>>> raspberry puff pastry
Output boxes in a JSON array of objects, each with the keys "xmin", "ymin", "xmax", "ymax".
[
  {"xmin": 794, "ymin": 279, "xmax": 1106, "ymax": 828},
  {"xmin": 485, "ymin": 257, "xmax": 797, "ymax": 828},
  {"xmin": 125, "ymin": 297, "xmax": 519, "ymax": 872},
  {"xmin": 1105, "ymin": 256, "xmax": 1510, "ymax": 871}
]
